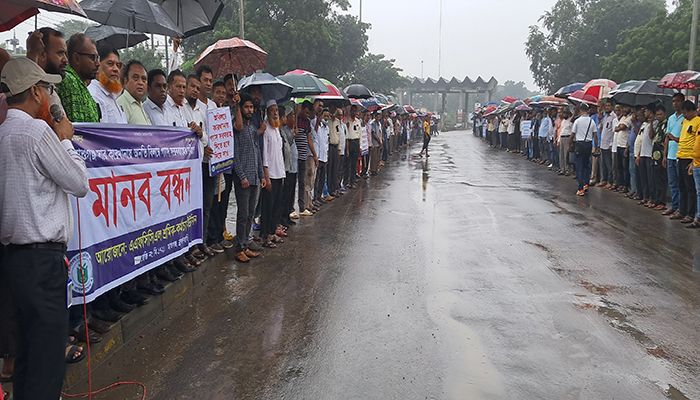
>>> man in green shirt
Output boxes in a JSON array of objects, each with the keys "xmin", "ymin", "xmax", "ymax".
[
  {"xmin": 57, "ymin": 33, "xmax": 99, "ymax": 123},
  {"xmin": 117, "ymin": 60, "xmax": 151, "ymax": 125}
]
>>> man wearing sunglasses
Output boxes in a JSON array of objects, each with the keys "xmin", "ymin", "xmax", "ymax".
[
  {"xmin": 87, "ymin": 44, "xmax": 126, "ymax": 124},
  {"xmin": 0, "ymin": 57, "xmax": 89, "ymax": 400},
  {"xmin": 56, "ymin": 33, "xmax": 100, "ymax": 123}
]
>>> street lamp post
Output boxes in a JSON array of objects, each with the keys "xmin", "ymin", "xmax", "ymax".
[
  {"xmin": 239, "ymin": 0, "xmax": 245, "ymax": 39},
  {"xmin": 690, "ymin": 0, "xmax": 699, "ymax": 69}
]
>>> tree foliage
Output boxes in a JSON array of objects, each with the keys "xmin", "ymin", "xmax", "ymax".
[
  {"xmin": 602, "ymin": 0, "xmax": 696, "ymax": 81},
  {"xmin": 341, "ymin": 53, "xmax": 408, "ymax": 94},
  {"xmin": 525, "ymin": 0, "xmax": 665, "ymax": 92},
  {"xmin": 121, "ymin": 44, "xmax": 165, "ymax": 72},
  {"xmin": 183, "ymin": 0, "xmax": 387, "ymax": 88},
  {"xmin": 54, "ymin": 19, "xmax": 95, "ymax": 38},
  {"xmin": 493, "ymin": 80, "xmax": 540, "ymax": 100}
]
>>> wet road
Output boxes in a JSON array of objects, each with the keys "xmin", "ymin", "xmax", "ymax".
[{"xmin": 88, "ymin": 131, "xmax": 699, "ymax": 400}]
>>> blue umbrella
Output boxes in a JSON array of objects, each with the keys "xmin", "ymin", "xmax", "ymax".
[{"xmin": 554, "ymin": 82, "xmax": 585, "ymax": 98}]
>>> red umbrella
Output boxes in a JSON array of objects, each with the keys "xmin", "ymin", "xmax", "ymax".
[
  {"xmin": 2, "ymin": 0, "xmax": 86, "ymax": 32},
  {"xmin": 582, "ymin": 79, "xmax": 617, "ymax": 99},
  {"xmin": 501, "ymin": 96, "xmax": 518, "ymax": 104},
  {"xmin": 194, "ymin": 37, "xmax": 267, "ymax": 78},
  {"xmin": 313, "ymin": 78, "xmax": 350, "ymax": 107},
  {"xmin": 658, "ymin": 70, "xmax": 699, "ymax": 90},
  {"xmin": 285, "ymin": 69, "xmax": 317, "ymax": 76},
  {"xmin": 404, "ymin": 105, "xmax": 416, "ymax": 113},
  {"xmin": 568, "ymin": 90, "xmax": 598, "ymax": 106}
]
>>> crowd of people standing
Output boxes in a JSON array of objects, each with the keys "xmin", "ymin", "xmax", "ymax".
[
  {"xmin": 0, "ymin": 25, "xmax": 435, "ymax": 400},
  {"xmin": 473, "ymin": 93, "xmax": 700, "ymax": 227}
]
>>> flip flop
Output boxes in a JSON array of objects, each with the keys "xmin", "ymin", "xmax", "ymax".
[{"xmin": 65, "ymin": 345, "xmax": 85, "ymax": 364}]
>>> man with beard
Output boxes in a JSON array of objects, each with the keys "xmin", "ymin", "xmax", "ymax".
[
  {"xmin": 144, "ymin": 69, "xmax": 169, "ymax": 126},
  {"xmin": 117, "ymin": 60, "xmax": 151, "ymax": 125},
  {"xmin": 57, "ymin": 33, "xmax": 100, "ymax": 122},
  {"xmin": 25, "ymin": 27, "xmax": 67, "ymax": 114},
  {"xmin": 0, "ymin": 57, "xmax": 88, "ymax": 400},
  {"xmin": 232, "ymin": 94, "xmax": 264, "ymax": 263},
  {"xmin": 88, "ymin": 44, "xmax": 126, "ymax": 123}
]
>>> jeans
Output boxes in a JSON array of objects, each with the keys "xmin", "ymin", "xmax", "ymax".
[
  {"xmin": 297, "ymin": 159, "xmax": 306, "ymax": 211},
  {"xmin": 207, "ymin": 172, "xmax": 233, "ymax": 245},
  {"xmin": 575, "ymin": 141, "xmax": 593, "ymax": 190},
  {"xmin": 3, "ymin": 246, "xmax": 68, "ymax": 400},
  {"xmin": 601, "ymin": 149, "xmax": 613, "ymax": 183},
  {"xmin": 260, "ymin": 178, "xmax": 283, "ymax": 238},
  {"xmin": 549, "ymin": 140, "xmax": 558, "ymax": 167},
  {"xmin": 667, "ymin": 159, "xmax": 680, "ymax": 211},
  {"xmin": 233, "ymin": 176, "xmax": 259, "ymax": 252},
  {"xmin": 679, "ymin": 158, "xmax": 696, "ymax": 217},
  {"xmin": 694, "ymin": 167, "xmax": 700, "ymax": 219}
]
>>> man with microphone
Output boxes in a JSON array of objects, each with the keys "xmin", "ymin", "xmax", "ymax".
[{"xmin": 0, "ymin": 57, "xmax": 89, "ymax": 400}]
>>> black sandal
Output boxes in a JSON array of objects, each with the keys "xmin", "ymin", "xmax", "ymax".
[{"xmin": 65, "ymin": 344, "xmax": 85, "ymax": 364}]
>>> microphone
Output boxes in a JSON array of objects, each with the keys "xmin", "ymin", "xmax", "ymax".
[{"xmin": 50, "ymin": 104, "xmax": 64, "ymax": 123}]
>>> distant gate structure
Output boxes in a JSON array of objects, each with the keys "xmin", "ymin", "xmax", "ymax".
[{"xmin": 397, "ymin": 76, "xmax": 498, "ymax": 114}]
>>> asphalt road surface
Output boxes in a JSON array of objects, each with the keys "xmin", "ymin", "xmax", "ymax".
[{"xmin": 88, "ymin": 131, "xmax": 700, "ymax": 400}]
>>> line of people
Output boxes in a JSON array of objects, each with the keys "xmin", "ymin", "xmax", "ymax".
[
  {"xmin": 474, "ymin": 93, "xmax": 700, "ymax": 227},
  {"xmin": 0, "ymin": 26, "xmax": 430, "ymax": 400}
]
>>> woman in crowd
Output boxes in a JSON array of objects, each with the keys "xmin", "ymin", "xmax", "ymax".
[{"xmin": 261, "ymin": 101, "xmax": 287, "ymax": 248}]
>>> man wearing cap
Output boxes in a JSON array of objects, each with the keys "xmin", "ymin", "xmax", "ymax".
[{"xmin": 0, "ymin": 58, "xmax": 88, "ymax": 400}]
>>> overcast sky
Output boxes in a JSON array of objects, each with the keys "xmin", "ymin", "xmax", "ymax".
[{"xmin": 1, "ymin": 0, "xmax": 676, "ymax": 91}]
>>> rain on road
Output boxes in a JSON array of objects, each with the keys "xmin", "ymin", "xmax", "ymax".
[{"xmin": 86, "ymin": 131, "xmax": 700, "ymax": 400}]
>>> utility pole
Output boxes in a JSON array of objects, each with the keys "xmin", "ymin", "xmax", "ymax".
[
  {"xmin": 359, "ymin": 0, "xmax": 363, "ymax": 22},
  {"xmin": 421, "ymin": 60, "xmax": 424, "ymax": 79},
  {"xmin": 239, "ymin": 0, "xmax": 245, "ymax": 39},
  {"xmin": 690, "ymin": 0, "xmax": 699, "ymax": 69}
]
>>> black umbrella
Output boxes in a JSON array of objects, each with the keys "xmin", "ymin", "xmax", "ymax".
[
  {"xmin": 155, "ymin": 0, "xmax": 224, "ymax": 37},
  {"xmin": 277, "ymin": 74, "xmax": 328, "ymax": 97},
  {"xmin": 85, "ymin": 25, "xmax": 149, "ymax": 50},
  {"xmin": 609, "ymin": 80, "xmax": 674, "ymax": 107},
  {"xmin": 344, "ymin": 83, "xmax": 373, "ymax": 99},
  {"xmin": 80, "ymin": 0, "xmax": 183, "ymax": 37}
]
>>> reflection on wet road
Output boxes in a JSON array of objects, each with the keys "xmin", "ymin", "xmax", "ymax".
[{"xmin": 91, "ymin": 131, "xmax": 699, "ymax": 400}]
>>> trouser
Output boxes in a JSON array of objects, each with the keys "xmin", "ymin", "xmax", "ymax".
[
  {"xmin": 382, "ymin": 136, "xmax": 389, "ymax": 161},
  {"xmin": 369, "ymin": 147, "xmax": 381, "ymax": 173},
  {"xmin": 361, "ymin": 153, "xmax": 369, "ymax": 175},
  {"xmin": 559, "ymin": 136, "xmax": 571, "ymax": 172},
  {"xmin": 327, "ymin": 144, "xmax": 339, "ymax": 194},
  {"xmin": 3, "ymin": 245, "xmax": 68, "ymax": 400},
  {"xmin": 297, "ymin": 159, "xmax": 306, "ymax": 211},
  {"xmin": 539, "ymin": 138, "xmax": 548, "ymax": 160},
  {"xmin": 260, "ymin": 178, "xmax": 283, "ymax": 238},
  {"xmin": 500, "ymin": 132, "xmax": 508, "ymax": 149},
  {"xmin": 207, "ymin": 173, "xmax": 233, "ymax": 245},
  {"xmin": 490, "ymin": 130, "xmax": 498, "ymax": 147},
  {"xmin": 421, "ymin": 135, "xmax": 431, "ymax": 153},
  {"xmin": 305, "ymin": 158, "xmax": 317, "ymax": 208},
  {"xmin": 615, "ymin": 147, "xmax": 629, "ymax": 187},
  {"xmin": 283, "ymin": 172, "xmax": 297, "ymax": 218},
  {"xmin": 693, "ymin": 168, "xmax": 700, "ymax": 219},
  {"xmin": 590, "ymin": 152, "xmax": 600, "ymax": 183},
  {"xmin": 652, "ymin": 160, "xmax": 667, "ymax": 204},
  {"xmin": 549, "ymin": 140, "xmax": 559, "ymax": 167},
  {"xmin": 575, "ymin": 141, "xmax": 593, "ymax": 190},
  {"xmin": 678, "ymin": 158, "xmax": 696, "ymax": 217},
  {"xmin": 338, "ymin": 155, "xmax": 345, "ymax": 189},
  {"xmin": 201, "ymin": 163, "xmax": 217, "ymax": 246},
  {"xmin": 233, "ymin": 177, "xmax": 259, "ymax": 252},
  {"xmin": 639, "ymin": 157, "xmax": 653, "ymax": 201},
  {"xmin": 600, "ymin": 149, "xmax": 613, "ymax": 183},
  {"xmin": 314, "ymin": 161, "xmax": 327, "ymax": 201},
  {"xmin": 667, "ymin": 159, "xmax": 680, "ymax": 210},
  {"xmin": 347, "ymin": 139, "xmax": 360, "ymax": 184},
  {"xmin": 629, "ymin": 153, "xmax": 639, "ymax": 194}
]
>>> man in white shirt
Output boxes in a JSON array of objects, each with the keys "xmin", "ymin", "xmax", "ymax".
[
  {"xmin": 599, "ymin": 101, "xmax": 617, "ymax": 188},
  {"xmin": 572, "ymin": 105, "xmax": 599, "ymax": 196},
  {"xmin": 87, "ymin": 44, "xmax": 126, "ymax": 123},
  {"xmin": 614, "ymin": 106, "xmax": 632, "ymax": 191},
  {"xmin": 196, "ymin": 65, "xmax": 217, "ymax": 110},
  {"xmin": 0, "ymin": 57, "xmax": 88, "ymax": 400},
  {"xmin": 637, "ymin": 106, "xmax": 656, "ymax": 205},
  {"xmin": 345, "ymin": 106, "xmax": 362, "ymax": 187},
  {"xmin": 144, "ymin": 68, "xmax": 169, "ymax": 126},
  {"xmin": 163, "ymin": 70, "xmax": 189, "ymax": 128},
  {"xmin": 313, "ymin": 108, "xmax": 330, "ymax": 203}
]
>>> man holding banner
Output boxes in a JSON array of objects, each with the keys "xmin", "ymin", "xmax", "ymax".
[{"xmin": 0, "ymin": 58, "xmax": 89, "ymax": 400}]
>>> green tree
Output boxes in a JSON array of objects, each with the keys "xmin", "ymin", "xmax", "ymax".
[
  {"xmin": 493, "ymin": 80, "xmax": 540, "ymax": 100},
  {"xmin": 526, "ymin": 0, "xmax": 665, "ymax": 92},
  {"xmin": 182, "ymin": 0, "xmax": 371, "ymax": 84},
  {"xmin": 342, "ymin": 53, "xmax": 408, "ymax": 93},
  {"xmin": 121, "ymin": 44, "xmax": 165, "ymax": 72},
  {"xmin": 54, "ymin": 19, "xmax": 95, "ymax": 38},
  {"xmin": 602, "ymin": 0, "xmax": 696, "ymax": 81}
]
